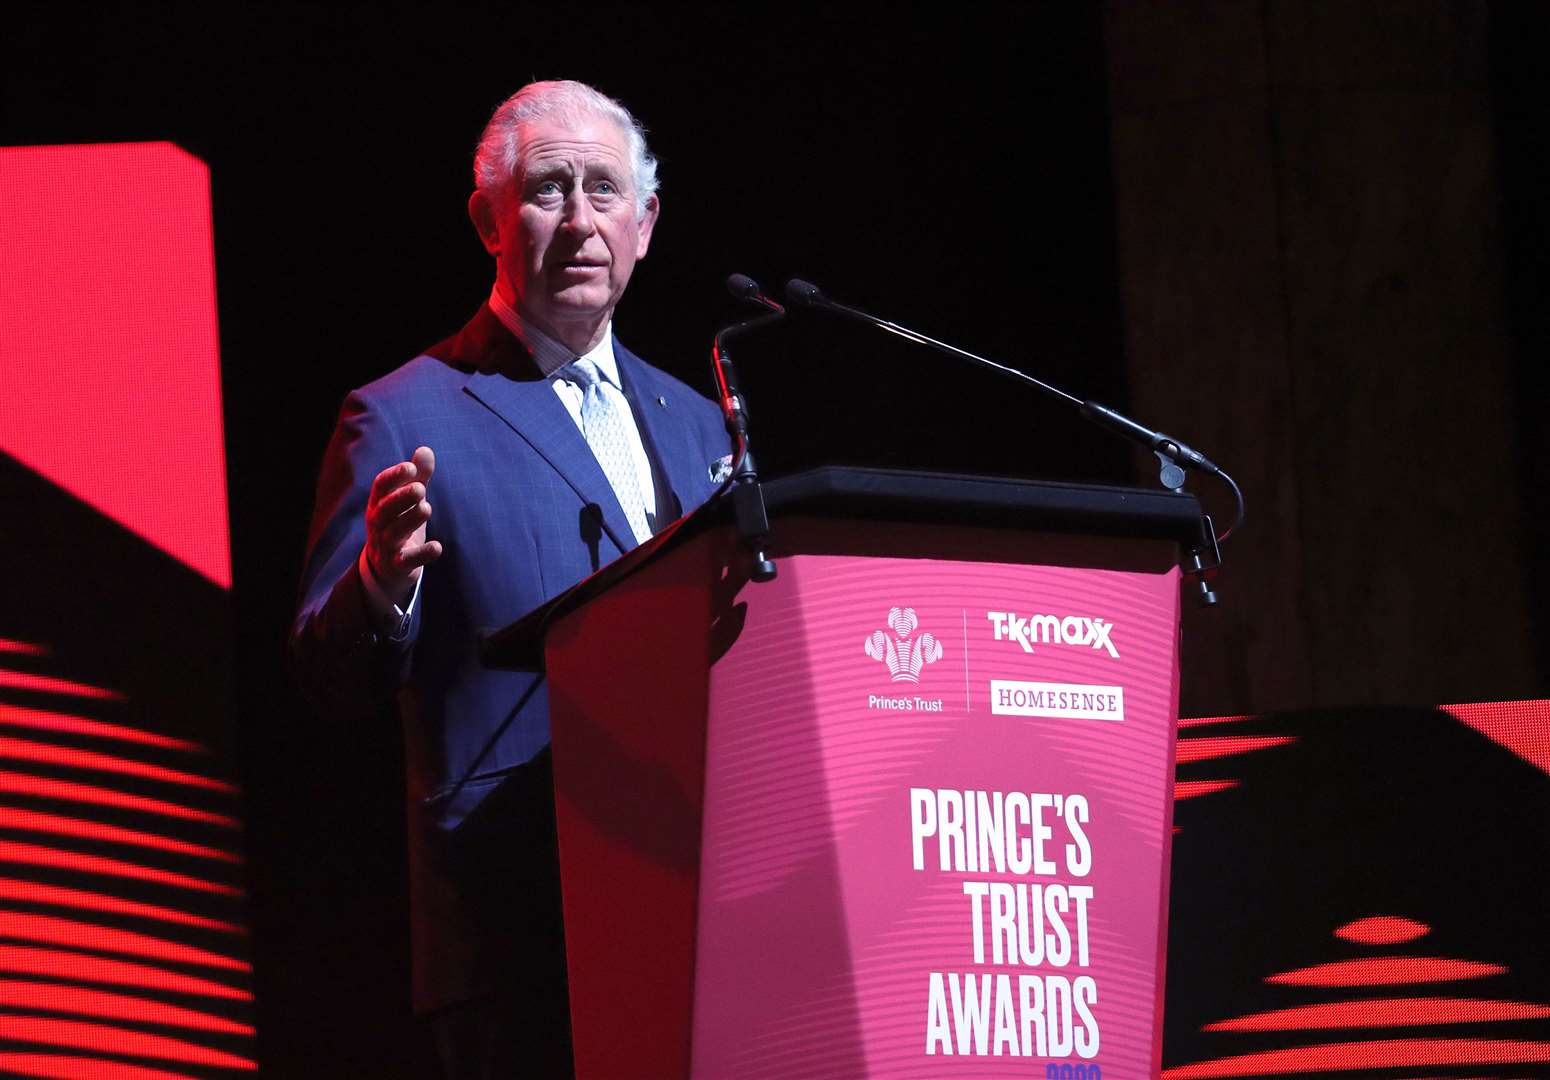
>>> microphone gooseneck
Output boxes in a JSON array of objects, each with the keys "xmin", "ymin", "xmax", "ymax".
[
  {"xmin": 781, "ymin": 277, "xmax": 1244, "ymax": 602},
  {"xmin": 710, "ymin": 274, "xmax": 784, "ymax": 582},
  {"xmin": 713, "ymin": 275, "xmax": 785, "ymax": 437}
]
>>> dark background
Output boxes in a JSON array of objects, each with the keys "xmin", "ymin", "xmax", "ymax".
[{"xmin": 5, "ymin": 2, "xmax": 1547, "ymax": 1075}]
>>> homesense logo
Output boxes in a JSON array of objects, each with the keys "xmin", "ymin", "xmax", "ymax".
[{"xmin": 987, "ymin": 611, "xmax": 1120, "ymax": 659}]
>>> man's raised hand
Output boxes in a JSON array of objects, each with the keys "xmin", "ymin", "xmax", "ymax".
[{"xmin": 364, "ymin": 446, "xmax": 443, "ymax": 605}]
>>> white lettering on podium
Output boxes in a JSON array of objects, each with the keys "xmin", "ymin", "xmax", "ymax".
[
  {"xmin": 990, "ymin": 679, "xmax": 1125, "ymax": 721},
  {"xmin": 923, "ymin": 971, "xmax": 1100, "ymax": 1059},
  {"xmin": 912, "ymin": 788, "xmax": 1103, "ymax": 1061},
  {"xmin": 986, "ymin": 610, "xmax": 1120, "ymax": 657},
  {"xmin": 911, "ymin": 788, "xmax": 1088, "ymax": 878}
]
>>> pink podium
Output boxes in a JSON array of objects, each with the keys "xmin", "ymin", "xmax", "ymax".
[{"xmin": 488, "ymin": 468, "xmax": 1202, "ymax": 1079}]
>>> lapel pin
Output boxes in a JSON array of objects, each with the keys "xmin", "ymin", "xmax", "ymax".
[{"xmin": 657, "ymin": 395, "xmax": 667, "ymax": 407}]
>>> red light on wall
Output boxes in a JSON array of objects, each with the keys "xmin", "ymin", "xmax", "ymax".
[
  {"xmin": 0, "ymin": 702, "xmax": 203, "ymax": 752},
  {"xmin": 1175, "ymin": 736, "xmax": 1295, "ymax": 764},
  {"xmin": 1204, "ymin": 996, "xmax": 1550, "ymax": 1031},
  {"xmin": 2, "ymin": 141, "xmax": 250, "ymax": 1076},
  {"xmin": 0, "ymin": 980, "xmax": 253, "ymax": 1036},
  {"xmin": 0, "ymin": 881, "xmax": 240, "ymax": 933},
  {"xmin": 1442, "ymin": 699, "xmax": 1550, "ymax": 777},
  {"xmin": 1177, "ymin": 713, "xmax": 1254, "ymax": 729},
  {"xmin": 0, "ymin": 807, "xmax": 237, "ymax": 861},
  {"xmin": 0, "ymin": 913, "xmax": 248, "ymax": 972},
  {"xmin": 0, "ymin": 1016, "xmax": 254, "ymax": 1070},
  {"xmin": 1161, "ymin": 1037, "xmax": 1550, "ymax": 1076},
  {"xmin": 0, "ymin": 945, "xmax": 251, "ymax": 1000},
  {"xmin": 0, "ymin": 736, "xmax": 236, "ymax": 793},
  {"xmin": 0, "ymin": 143, "xmax": 230, "ymax": 590},
  {"xmin": 1266, "ymin": 957, "xmax": 1505, "ymax": 987},
  {"xmin": 1334, "ymin": 915, "xmax": 1430, "ymax": 945},
  {"xmin": 1175, "ymin": 779, "xmax": 1239, "ymax": 801},
  {"xmin": 0, "ymin": 1053, "xmax": 200, "ymax": 1080},
  {"xmin": 0, "ymin": 840, "xmax": 240, "ymax": 896},
  {"xmin": 0, "ymin": 672, "xmax": 122, "ymax": 702},
  {"xmin": 0, "ymin": 773, "xmax": 237, "ymax": 827}
]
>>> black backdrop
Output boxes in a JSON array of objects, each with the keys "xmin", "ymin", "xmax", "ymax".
[
  {"xmin": 6, "ymin": 5, "xmax": 1127, "ymax": 1074},
  {"xmin": 6, "ymin": 3, "xmax": 1549, "ymax": 1076}
]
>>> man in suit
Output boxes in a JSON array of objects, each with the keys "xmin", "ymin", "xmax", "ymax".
[{"xmin": 291, "ymin": 80, "xmax": 728, "ymax": 1077}]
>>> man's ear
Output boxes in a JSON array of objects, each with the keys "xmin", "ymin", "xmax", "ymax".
[
  {"xmin": 468, "ymin": 191, "xmax": 501, "ymax": 255},
  {"xmin": 635, "ymin": 193, "xmax": 660, "ymax": 259}
]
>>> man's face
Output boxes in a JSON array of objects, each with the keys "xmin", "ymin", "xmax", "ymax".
[{"xmin": 479, "ymin": 115, "xmax": 658, "ymax": 350}]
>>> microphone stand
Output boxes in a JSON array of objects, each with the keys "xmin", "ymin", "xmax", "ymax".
[
  {"xmin": 784, "ymin": 279, "xmax": 1241, "ymax": 605},
  {"xmin": 713, "ymin": 275, "xmax": 785, "ymax": 582}
]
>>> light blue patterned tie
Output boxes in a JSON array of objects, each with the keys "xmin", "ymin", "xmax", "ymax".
[{"xmin": 563, "ymin": 358, "xmax": 652, "ymax": 545}]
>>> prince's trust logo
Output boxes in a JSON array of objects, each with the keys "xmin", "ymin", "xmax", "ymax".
[
  {"xmin": 865, "ymin": 606, "xmax": 944, "ymax": 683},
  {"xmin": 865, "ymin": 607, "xmax": 946, "ymax": 713}
]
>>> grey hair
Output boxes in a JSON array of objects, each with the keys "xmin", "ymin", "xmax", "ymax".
[{"xmin": 473, "ymin": 80, "xmax": 660, "ymax": 219}]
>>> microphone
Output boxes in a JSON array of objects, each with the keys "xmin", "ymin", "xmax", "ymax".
[
  {"xmin": 730, "ymin": 273, "xmax": 785, "ymax": 314},
  {"xmin": 713, "ymin": 274, "xmax": 786, "ymax": 439},
  {"xmin": 785, "ymin": 278, "xmax": 823, "ymax": 307},
  {"xmin": 713, "ymin": 275, "xmax": 784, "ymax": 582}
]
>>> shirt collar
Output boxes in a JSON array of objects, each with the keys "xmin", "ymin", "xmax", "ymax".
[{"xmin": 488, "ymin": 285, "xmax": 620, "ymax": 388}]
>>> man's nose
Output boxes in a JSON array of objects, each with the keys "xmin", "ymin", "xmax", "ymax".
[{"xmin": 561, "ymin": 191, "xmax": 596, "ymax": 236}]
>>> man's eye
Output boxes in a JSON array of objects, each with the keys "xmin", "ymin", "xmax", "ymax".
[
  {"xmin": 593, "ymin": 181, "xmax": 617, "ymax": 195},
  {"xmin": 536, "ymin": 181, "xmax": 561, "ymax": 196}
]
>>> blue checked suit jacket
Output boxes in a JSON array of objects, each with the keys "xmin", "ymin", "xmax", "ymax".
[{"xmin": 290, "ymin": 304, "xmax": 728, "ymax": 1011}]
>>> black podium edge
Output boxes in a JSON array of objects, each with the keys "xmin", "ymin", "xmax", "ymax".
[{"xmin": 481, "ymin": 466, "xmax": 1204, "ymax": 670}]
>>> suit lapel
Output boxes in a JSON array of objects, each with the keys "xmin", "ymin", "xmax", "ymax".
[{"xmin": 441, "ymin": 307, "xmax": 637, "ymax": 554}]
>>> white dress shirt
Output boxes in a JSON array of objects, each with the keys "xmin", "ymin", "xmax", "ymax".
[{"xmin": 486, "ymin": 286, "xmax": 659, "ymax": 524}]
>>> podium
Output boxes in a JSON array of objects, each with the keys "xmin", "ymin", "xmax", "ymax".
[{"xmin": 486, "ymin": 467, "xmax": 1202, "ymax": 1079}]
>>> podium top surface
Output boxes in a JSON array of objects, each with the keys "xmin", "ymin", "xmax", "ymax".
[
  {"xmin": 483, "ymin": 467, "xmax": 1206, "ymax": 669},
  {"xmin": 759, "ymin": 466, "xmax": 1203, "ymax": 542}
]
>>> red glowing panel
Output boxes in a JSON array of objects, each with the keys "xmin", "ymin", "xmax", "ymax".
[
  {"xmin": 1266, "ymin": 957, "xmax": 1506, "ymax": 987},
  {"xmin": 1175, "ymin": 779, "xmax": 1239, "ymax": 801},
  {"xmin": 0, "ymin": 772, "xmax": 237, "ymax": 827},
  {"xmin": 0, "ymin": 880, "xmax": 240, "ymax": 933},
  {"xmin": 0, "ymin": 736, "xmax": 236, "ymax": 792},
  {"xmin": 0, "ymin": 1055, "xmax": 199, "ymax": 1080},
  {"xmin": 1177, "ymin": 713, "xmax": 1253, "ymax": 729},
  {"xmin": 1442, "ymin": 699, "xmax": 1550, "ymax": 777},
  {"xmin": 0, "ymin": 913, "xmax": 247, "ymax": 972},
  {"xmin": 0, "ymin": 641, "xmax": 47, "ymax": 656},
  {"xmin": 0, "ymin": 1016, "xmax": 254, "ymax": 1070},
  {"xmin": 0, "ymin": 143, "xmax": 230, "ymax": 589},
  {"xmin": 0, "ymin": 671, "xmax": 123, "ymax": 701},
  {"xmin": 0, "ymin": 981, "xmax": 253, "ymax": 1035},
  {"xmin": 0, "ymin": 840, "xmax": 240, "ymax": 896},
  {"xmin": 1335, "ymin": 915, "xmax": 1430, "ymax": 945},
  {"xmin": 1174, "ymin": 736, "xmax": 1295, "ymax": 764},
  {"xmin": 0, "ymin": 703, "xmax": 203, "ymax": 751},
  {"xmin": 1160, "ymin": 1037, "xmax": 1550, "ymax": 1076},
  {"xmin": 0, "ymin": 807, "xmax": 237, "ymax": 861},
  {"xmin": 0, "ymin": 945, "xmax": 251, "ymax": 1000},
  {"xmin": 1204, "ymin": 996, "xmax": 1550, "ymax": 1030}
]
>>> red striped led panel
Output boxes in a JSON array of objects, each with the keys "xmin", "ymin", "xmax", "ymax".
[{"xmin": 2, "ymin": 143, "xmax": 253, "ymax": 1076}]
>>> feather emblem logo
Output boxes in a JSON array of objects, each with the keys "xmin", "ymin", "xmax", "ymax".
[{"xmin": 864, "ymin": 607, "xmax": 944, "ymax": 684}]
